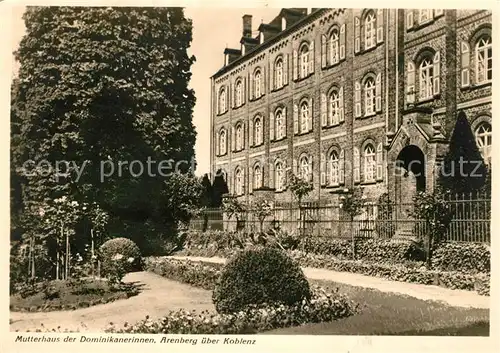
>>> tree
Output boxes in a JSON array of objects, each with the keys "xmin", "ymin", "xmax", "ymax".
[
  {"xmin": 287, "ymin": 173, "xmax": 313, "ymax": 236},
  {"xmin": 212, "ymin": 169, "xmax": 229, "ymax": 208},
  {"xmin": 12, "ymin": 7, "xmax": 197, "ymax": 248},
  {"xmin": 339, "ymin": 187, "xmax": 365, "ymax": 259},
  {"xmin": 438, "ymin": 111, "xmax": 487, "ymax": 194}
]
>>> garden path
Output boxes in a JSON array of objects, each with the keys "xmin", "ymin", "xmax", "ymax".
[
  {"xmin": 10, "ymin": 271, "xmax": 215, "ymax": 332},
  {"xmin": 168, "ymin": 255, "xmax": 489, "ymax": 310}
]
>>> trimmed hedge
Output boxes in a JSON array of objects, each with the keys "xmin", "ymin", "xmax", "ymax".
[
  {"xmin": 431, "ymin": 242, "xmax": 490, "ymax": 273},
  {"xmin": 99, "ymin": 237, "xmax": 142, "ymax": 276},
  {"xmin": 288, "ymin": 251, "xmax": 490, "ymax": 296},
  {"xmin": 212, "ymin": 247, "xmax": 311, "ymax": 314}
]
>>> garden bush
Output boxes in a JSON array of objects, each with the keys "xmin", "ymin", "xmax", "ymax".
[
  {"xmin": 99, "ymin": 237, "xmax": 142, "ymax": 281},
  {"xmin": 212, "ymin": 247, "xmax": 311, "ymax": 314},
  {"xmin": 431, "ymin": 242, "xmax": 490, "ymax": 273}
]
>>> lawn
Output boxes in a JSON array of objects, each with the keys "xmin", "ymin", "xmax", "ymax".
[
  {"xmin": 10, "ymin": 278, "xmax": 141, "ymax": 312},
  {"xmin": 265, "ymin": 280, "xmax": 489, "ymax": 336}
]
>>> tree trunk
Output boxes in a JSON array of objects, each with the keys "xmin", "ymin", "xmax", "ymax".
[
  {"xmin": 91, "ymin": 228, "xmax": 95, "ymax": 279},
  {"xmin": 31, "ymin": 236, "xmax": 35, "ymax": 279},
  {"xmin": 65, "ymin": 230, "xmax": 70, "ymax": 279},
  {"xmin": 27, "ymin": 236, "xmax": 32, "ymax": 278}
]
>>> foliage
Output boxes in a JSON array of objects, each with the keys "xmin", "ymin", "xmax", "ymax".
[
  {"xmin": 212, "ymin": 247, "xmax": 311, "ymax": 314},
  {"xmin": 431, "ymin": 242, "xmax": 490, "ymax": 273},
  {"xmin": 288, "ymin": 173, "xmax": 313, "ymax": 204},
  {"xmin": 212, "ymin": 169, "xmax": 229, "ymax": 208},
  {"xmin": 99, "ymin": 237, "xmax": 141, "ymax": 282},
  {"xmin": 288, "ymin": 250, "xmax": 489, "ymax": 295},
  {"xmin": 251, "ymin": 197, "xmax": 273, "ymax": 233},
  {"xmin": 10, "ymin": 278, "xmax": 140, "ymax": 312},
  {"xmin": 438, "ymin": 111, "xmax": 488, "ymax": 194},
  {"xmin": 375, "ymin": 192, "xmax": 396, "ymax": 238},
  {"xmin": 339, "ymin": 187, "xmax": 365, "ymax": 219},
  {"xmin": 410, "ymin": 191, "xmax": 453, "ymax": 266},
  {"xmin": 11, "ymin": 7, "xmax": 197, "ymax": 248},
  {"xmin": 105, "ymin": 284, "xmax": 356, "ymax": 334}
]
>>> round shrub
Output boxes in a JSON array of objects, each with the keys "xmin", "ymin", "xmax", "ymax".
[
  {"xmin": 212, "ymin": 247, "xmax": 311, "ymax": 314},
  {"xmin": 99, "ymin": 237, "xmax": 142, "ymax": 277}
]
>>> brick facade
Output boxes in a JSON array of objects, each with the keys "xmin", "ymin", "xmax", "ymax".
[{"xmin": 210, "ymin": 8, "xmax": 492, "ymax": 205}]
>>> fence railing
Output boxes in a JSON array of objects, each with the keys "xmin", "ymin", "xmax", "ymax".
[{"xmin": 189, "ymin": 193, "xmax": 491, "ymax": 243}]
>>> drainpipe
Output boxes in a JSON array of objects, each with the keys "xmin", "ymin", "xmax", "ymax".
[{"xmin": 384, "ymin": 9, "xmax": 390, "ymax": 190}]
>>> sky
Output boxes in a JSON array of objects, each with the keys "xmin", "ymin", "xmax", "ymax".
[{"xmin": 10, "ymin": 5, "xmax": 280, "ymax": 176}]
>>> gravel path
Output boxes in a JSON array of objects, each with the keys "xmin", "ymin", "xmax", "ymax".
[{"xmin": 10, "ymin": 271, "xmax": 215, "ymax": 333}]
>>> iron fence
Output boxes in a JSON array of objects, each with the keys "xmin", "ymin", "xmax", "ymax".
[{"xmin": 189, "ymin": 192, "xmax": 491, "ymax": 243}]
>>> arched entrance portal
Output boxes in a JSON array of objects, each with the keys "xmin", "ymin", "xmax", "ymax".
[{"xmin": 395, "ymin": 145, "xmax": 426, "ymax": 218}]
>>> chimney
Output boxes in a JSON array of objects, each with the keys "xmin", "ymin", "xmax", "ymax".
[{"xmin": 242, "ymin": 14, "xmax": 252, "ymax": 37}]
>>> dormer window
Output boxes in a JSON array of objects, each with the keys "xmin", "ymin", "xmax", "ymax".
[
  {"xmin": 260, "ymin": 32, "xmax": 264, "ymax": 44},
  {"xmin": 281, "ymin": 17, "xmax": 287, "ymax": 30}
]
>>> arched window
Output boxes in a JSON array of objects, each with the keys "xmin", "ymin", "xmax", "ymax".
[
  {"xmin": 419, "ymin": 9, "xmax": 432, "ymax": 23},
  {"xmin": 219, "ymin": 88, "xmax": 226, "ymax": 113},
  {"xmin": 275, "ymin": 161, "xmax": 285, "ymax": 191},
  {"xmin": 329, "ymin": 28, "xmax": 340, "ymax": 64},
  {"xmin": 419, "ymin": 57, "xmax": 434, "ymax": 100},
  {"xmin": 328, "ymin": 151, "xmax": 339, "ymax": 186},
  {"xmin": 235, "ymin": 123, "xmax": 243, "ymax": 150},
  {"xmin": 234, "ymin": 167, "xmax": 243, "ymax": 196},
  {"xmin": 364, "ymin": 144, "xmax": 376, "ymax": 182},
  {"xmin": 300, "ymin": 101, "xmax": 309, "ymax": 133},
  {"xmin": 364, "ymin": 78, "xmax": 376, "ymax": 115},
  {"xmin": 254, "ymin": 116, "xmax": 263, "ymax": 146},
  {"xmin": 275, "ymin": 57, "xmax": 283, "ymax": 88},
  {"xmin": 475, "ymin": 122, "xmax": 492, "ymax": 165},
  {"xmin": 253, "ymin": 164, "xmax": 263, "ymax": 189},
  {"xmin": 300, "ymin": 43, "xmax": 310, "ymax": 78},
  {"xmin": 219, "ymin": 128, "xmax": 227, "ymax": 155},
  {"xmin": 476, "ymin": 35, "xmax": 492, "ymax": 84},
  {"xmin": 329, "ymin": 90, "xmax": 341, "ymax": 125},
  {"xmin": 275, "ymin": 109, "xmax": 285, "ymax": 139},
  {"xmin": 235, "ymin": 80, "xmax": 243, "ymax": 106},
  {"xmin": 364, "ymin": 12, "xmax": 376, "ymax": 49},
  {"xmin": 299, "ymin": 155, "xmax": 311, "ymax": 181},
  {"xmin": 254, "ymin": 70, "xmax": 262, "ymax": 98}
]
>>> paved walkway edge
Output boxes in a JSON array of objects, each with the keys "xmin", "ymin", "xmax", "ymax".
[{"xmin": 167, "ymin": 255, "xmax": 489, "ymax": 310}]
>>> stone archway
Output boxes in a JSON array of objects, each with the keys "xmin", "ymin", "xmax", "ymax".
[{"xmin": 395, "ymin": 145, "xmax": 426, "ymax": 220}]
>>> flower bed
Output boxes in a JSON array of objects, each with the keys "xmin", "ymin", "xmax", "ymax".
[
  {"xmin": 431, "ymin": 242, "xmax": 490, "ymax": 273},
  {"xmin": 137, "ymin": 256, "xmax": 358, "ymax": 334},
  {"xmin": 10, "ymin": 279, "xmax": 140, "ymax": 312}
]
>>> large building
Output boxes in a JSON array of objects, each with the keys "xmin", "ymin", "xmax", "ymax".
[{"xmin": 209, "ymin": 8, "xmax": 492, "ymax": 206}]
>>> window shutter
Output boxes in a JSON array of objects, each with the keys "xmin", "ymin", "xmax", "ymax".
[
  {"xmin": 433, "ymin": 51, "xmax": 440, "ymax": 95},
  {"xmin": 308, "ymin": 157, "xmax": 313, "ymax": 182},
  {"xmin": 231, "ymin": 126, "xmax": 236, "ymax": 151},
  {"xmin": 375, "ymin": 73, "xmax": 382, "ymax": 112},
  {"xmin": 321, "ymin": 93, "xmax": 327, "ymax": 127},
  {"xmin": 282, "ymin": 107, "xmax": 287, "ymax": 137},
  {"xmin": 434, "ymin": 9, "xmax": 444, "ymax": 17},
  {"xmin": 407, "ymin": 62, "xmax": 416, "ymax": 103},
  {"xmin": 270, "ymin": 112, "xmax": 275, "ymax": 141},
  {"xmin": 293, "ymin": 50, "xmax": 298, "ymax": 80},
  {"xmin": 377, "ymin": 9, "xmax": 384, "ymax": 43},
  {"xmin": 215, "ymin": 131, "xmax": 220, "ymax": 156},
  {"xmin": 309, "ymin": 41, "xmax": 315, "ymax": 74},
  {"xmin": 340, "ymin": 24, "xmax": 346, "ymax": 60},
  {"xmin": 232, "ymin": 81, "xmax": 236, "ymax": 108},
  {"xmin": 226, "ymin": 86, "xmax": 230, "ymax": 112},
  {"xmin": 249, "ymin": 119, "xmax": 254, "ymax": 147},
  {"xmin": 406, "ymin": 11, "xmax": 414, "ymax": 30},
  {"xmin": 308, "ymin": 98, "xmax": 313, "ymax": 132},
  {"xmin": 376, "ymin": 143, "xmax": 383, "ymax": 181},
  {"xmin": 282, "ymin": 160, "xmax": 288, "ymax": 189},
  {"xmin": 243, "ymin": 77, "xmax": 246, "ymax": 104},
  {"xmin": 269, "ymin": 162, "xmax": 275, "ymax": 189},
  {"xmin": 270, "ymin": 61, "xmax": 274, "ymax": 91},
  {"xmin": 283, "ymin": 54, "xmax": 289, "ymax": 85},
  {"xmin": 339, "ymin": 149, "xmax": 345, "ymax": 184},
  {"xmin": 293, "ymin": 158, "xmax": 298, "ymax": 176},
  {"xmin": 261, "ymin": 67, "xmax": 266, "ymax": 97},
  {"xmin": 242, "ymin": 122, "xmax": 246, "ymax": 150},
  {"xmin": 353, "ymin": 147, "xmax": 360, "ymax": 183},
  {"xmin": 461, "ymin": 42, "xmax": 470, "ymax": 87},
  {"xmin": 249, "ymin": 168, "xmax": 253, "ymax": 194},
  {"xmin": 339, "ymin": 87, "xmax": 345, "ymax": 122},
  {"xmin": 249, "ymin": 72, "xmax": 254, "ymax": 100},
  {"xmin": 242, "ymin": 169, "xmax": 245, "ymax": 195},
  {"xmin": 354, "ymin": 17, "xmax": 361, "ymax": 54},
  {"xmin": 354, "ymin": 81, "xmax": 362, "ymax": 118},
  {"xmin": 321, "ymin": 35, "xmax": 327, "ymax": 68},
  {"xmin": 293, "ymin": 104, "xmax": 299, "ymax": 134},
  {"xmin": 320, "ymin": 153, "xmax": 326, "ymax": 186}
]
